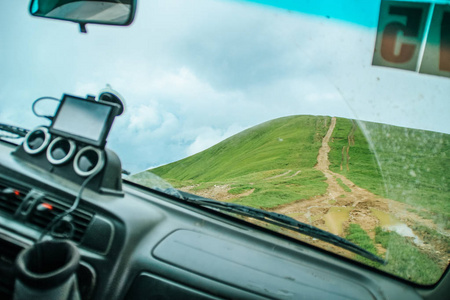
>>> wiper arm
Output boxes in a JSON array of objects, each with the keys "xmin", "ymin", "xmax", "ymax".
[
  {"xmin": 0, "ymin": 123, "xmax": 29, "ymax": 139},
  {"xmin": 179, "ymin": 192, "xmax": 386, "ymax": 265}
]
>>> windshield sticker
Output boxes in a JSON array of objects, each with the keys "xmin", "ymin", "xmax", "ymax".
[
  {"xmin": 419, "ymin": 4, "xmax": 450, "ymax": 77},
  {"xmin": 373, "ymin": 1, "xmax": 450, "ymax": 78},
  {"xmin": 373, "ymin": 0, "xmax": 431, "ymax": 71}
]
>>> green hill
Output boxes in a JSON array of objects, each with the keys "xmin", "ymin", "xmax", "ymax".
[
  {"xmin": 152, "ymin": 115, "xmax": 329, "ymax": 180},
  {"xmin": 134, "ymin": 115, "xmax": 449, "ymax": 218},
  {"xmin": 140, "ymin": 115, "xmax": 331, "ymax": 207}
]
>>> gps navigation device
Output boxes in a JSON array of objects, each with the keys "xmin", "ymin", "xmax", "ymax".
[{"xmin": 50, "ymin": 94, "xmax": 119, "ymax": 148}]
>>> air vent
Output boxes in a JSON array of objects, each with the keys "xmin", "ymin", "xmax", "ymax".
[
  {"xmin": 27, "ymin": 198, "xmax": 93, "ymax": 243},
  {"xmin": 0, "ymin": 180, "xmax": 29, "ymax": 217}
]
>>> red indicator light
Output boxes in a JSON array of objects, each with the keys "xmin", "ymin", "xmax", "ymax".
[
  {"xmin": 42, "ymin": 203, "xmax": 53, "ymax": 210},
  {"xmin": 14, "ymin": 190, "xmax": 20, "ymax": 196}
]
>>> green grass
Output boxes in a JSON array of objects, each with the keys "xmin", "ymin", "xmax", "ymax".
[
  {"xmin": 329, "ymin": 118, "xmax": 450, "ymax": 229},
  {"xmin": 328, "ymin": 118, "xmax": 386, "ymax": 194},
  {"xmin": 336, "ymin": 177, "xmax": 351, "ymax": 192},
  {"xmin": 375, "ymin": 227, "xmax": 443, "ymax": 285},
  {"xmin": 412, "ymin": 210, "xmax": 450, "ymax": 230},
  {"xmin": 231, "ymin": 168, "xmax": 326, "ymax": 208},
  {"xmin": 228, "ymin": 186, "xmax": 254, "ymax": 195},
  {"xmin": 345, "ymin": 224, "xmax": 380, "ymax": 267},
  {"xmin": 410, "ymin": 224, "xmax": 450, "ymax": 252},
  {"xmin": 345, "ymin": 224, "xmax": 443, "ymax": 285}
]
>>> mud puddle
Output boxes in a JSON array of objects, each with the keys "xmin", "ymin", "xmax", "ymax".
[
  {"xmin": 324, "ymin": 207, "xmax": 352, "ymax": 235},
  {"xmin": 372, "ymin": 209, "xmax": 423, "ymax": 245}
]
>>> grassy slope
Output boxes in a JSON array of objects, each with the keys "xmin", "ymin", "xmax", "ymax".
[
  {"xmin": 140, "ymin": 115, "xmax": 449, "ymax": 214},
  {"xmin": 346, "ymin": 224, "xmax": 442, "ymax": 285},
  {"xmin": 147, "ymin": 115, "xmax": 330, "ymax": 208},
  {"xmin": 329, "ymin": 118, "xmax": 450, "ymax": 228},
  {"xmin": 375, "ymin": 227, "xmax": 443, "ymax": 284}
]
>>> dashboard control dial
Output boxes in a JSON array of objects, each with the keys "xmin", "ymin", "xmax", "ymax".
[
  {"xmin": 23, "ymin": 127, "xmax": 51, "ymax": 155},
  {"xmin": 73, "ymin": 146, "xmax": 105, "ymax": 177},
  {"xmin": 46, "ymin": 137, "xmax": 76, "ymax": 165}
]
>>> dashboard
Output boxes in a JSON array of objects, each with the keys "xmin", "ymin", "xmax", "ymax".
[{"xmin": 0, "ymin": 137, "xmax": 448, "ymax": 300}]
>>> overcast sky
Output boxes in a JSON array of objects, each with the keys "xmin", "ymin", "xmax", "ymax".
[{"xmin": 1, "ymin": 0, "xmax": 449, "ymax": 172}]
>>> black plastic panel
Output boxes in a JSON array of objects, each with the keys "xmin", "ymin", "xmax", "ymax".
[
  {"xmin": 126, "ymin": 273, "xmax": 220, "ymax": 300},
  {"xmin": 153, "ymin": 230, "xmax": 373, "ymax": 300},
  {"xmin": 81, "ymin": 215, "xmax": 114, "ymax": 254}
]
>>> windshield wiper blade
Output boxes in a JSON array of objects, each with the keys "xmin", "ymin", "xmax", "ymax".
[
  {"xmin": 0, "ymin": 123, "xmax": 29, "ymax": 139},
  {"xmin": 179, "ymin": 192, "xmax": 386, "ymax": 265}
]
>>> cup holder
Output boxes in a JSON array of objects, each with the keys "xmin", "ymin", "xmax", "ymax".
[
  {"xmin": 0, "ymin": 236, "xmax": 96, "ymax": 300},
  {"xmin": 14, "ymin": 240, "xmax": 81, "ymax": 300}
]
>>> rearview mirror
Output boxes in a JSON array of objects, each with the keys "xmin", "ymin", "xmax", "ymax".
[{"xmin": 29, "ymin": 0, "xmax": 137, "ymax": 33}]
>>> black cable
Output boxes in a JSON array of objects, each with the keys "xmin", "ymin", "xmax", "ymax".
[
  {"xmin": 31, "ymin": 96, "xmax": 60, "ymax": 121},
  {"xmin": 37, "ymin": 172, "xmax": 97, "ymax": 242}
]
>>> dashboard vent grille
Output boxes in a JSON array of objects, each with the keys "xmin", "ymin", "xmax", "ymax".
[
  {"xmin": 0, "ymin": 180, "xmax": 29, "ymax": 217},
  {"xmin": 28, "ymin": 198, "xmax": 93, "ymax": 243}
]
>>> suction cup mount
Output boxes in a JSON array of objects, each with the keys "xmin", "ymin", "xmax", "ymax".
[{"xmin": 98, "ymin": 86, "xmax": 125, "ymax": 116}]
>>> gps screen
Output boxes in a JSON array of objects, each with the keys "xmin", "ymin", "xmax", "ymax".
[{"xmin": 51, "ymin": 95, "xmax": 114, "ymax": 146}]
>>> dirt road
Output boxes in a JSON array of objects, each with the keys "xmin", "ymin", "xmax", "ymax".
[
  {"xmin": 269, "ymin": 117, "xmax": 448, "ymax": 265},
  {"xmin": 273, "ymin": 117, "xmax": 384, "ymax": 237},
  {"xmin": 272, "ymin": 118, "xmax": 441, "ymax": 235}
]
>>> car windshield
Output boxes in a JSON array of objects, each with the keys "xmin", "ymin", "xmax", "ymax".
[{"xmin": 2, "ymin": 0, "xmax": 449, "ymax": 285}]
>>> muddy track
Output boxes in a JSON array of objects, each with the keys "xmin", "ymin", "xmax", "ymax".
[
  {"xmin": 270, "ymin": 117, "xmax": 449, "ymax": 264},
  {"xmin": 179, "ymin": 184, "xmax": 255, "ymax": 201},
  {"xmin": 272, "ymin": 117, "xmax": 381, "ymax": 235}
]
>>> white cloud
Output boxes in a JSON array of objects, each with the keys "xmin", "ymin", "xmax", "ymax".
[
  {"xmin": 128, "ymin": 103, "xmax": 161, "ymax": 130},
  {"xmin": 186, "ymin": 124, "xmax": 246, "ymax": 156},
  {"xmin": 306, "ymin": 92, "xmax": 341, "ymax": 103},
  {"xmin": 74, "ymin": 82, "xmax": 104, "ymax": 97}
]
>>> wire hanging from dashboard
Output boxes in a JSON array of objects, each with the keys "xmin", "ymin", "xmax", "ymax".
[
  {"xmin": 31, "ymin": 96, "xmax": 60, "ymax": 122},
  {"xmin": 37, "ymin": 171, "xmax": 97, "ymax": 243}
]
